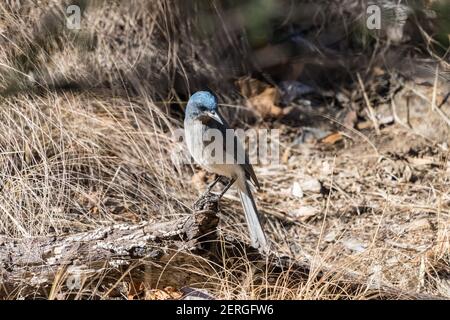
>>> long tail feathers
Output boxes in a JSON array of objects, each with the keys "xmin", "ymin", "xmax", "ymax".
[{"xmin": 238, "ymin": 181, "xmax": 268, "ymax": 252}]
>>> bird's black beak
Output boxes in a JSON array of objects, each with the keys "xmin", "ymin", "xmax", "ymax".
[{"xmin": 197, "ymin": 110, "xmax": 222, "ymax": 124}]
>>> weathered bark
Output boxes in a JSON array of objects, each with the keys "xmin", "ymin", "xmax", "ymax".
[
  {"xmin": 0, "ymin": 197, "xmax": 442, "ymax": 299},
  {"xmin": 0, "ymin": 197, "xmax": 220, "ymax": 298}
]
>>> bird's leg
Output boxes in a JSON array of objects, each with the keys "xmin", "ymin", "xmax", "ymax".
[
  {"xmin": 194, "ymin": 177, "xmax": 235, "ymax": 208},
  {"xmin": 204, "ymin": 175, "xmax": 221, "ymax": 194},
  {"xmin": 217, "ymin": 178, "xmax": 236, "ymax": 199},
  {"xmin": 194, "ymin": 176, "xmax": 222, "ymax": 208}
]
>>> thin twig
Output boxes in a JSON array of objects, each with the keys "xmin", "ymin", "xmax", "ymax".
[{"xmin": 357, "ymin": 73, "xmax": 380, "ymax": 135}]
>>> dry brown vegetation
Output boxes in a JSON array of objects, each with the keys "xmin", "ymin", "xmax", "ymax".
[{"xmin": 0, "ymin": 0, "xmax": 449, "ymax": 299}]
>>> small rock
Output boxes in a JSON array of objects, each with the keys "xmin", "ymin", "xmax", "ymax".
[
  {"xmin": 324, "ymin": 231, "xmax": 337, "ymax": 243},
  {"xmin": 291, "ymin": 182, "xmax": 304, "ymax": 198},
  {"xmin": 279, "ymin": 81, "xmax": 315, "ymax": 105},
  {"xmin": 300, "ymin": 177, "xmax": 322, "ymax": 193},
  {"xmin": 377, "ymin": 115, "xmax": 394, "ymax": 125},
  {"xmin": 290, "ymin": 206, "xmax": 317, "ymax": 219},
  {"xmin": 342, "ymin": 239, "xmax": 366, "ymax": 253},
  {"xmin": 336, "ymin": 92, "xmax": 350, "ymax": 104},
  {"xmin": 321, "ymin": 161, "xmax": 333, "ymax": 175}
]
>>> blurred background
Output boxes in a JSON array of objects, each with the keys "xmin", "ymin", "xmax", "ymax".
[{"xmin": 0, "ymin": 0, "xmax": 449, "ymax": 299}]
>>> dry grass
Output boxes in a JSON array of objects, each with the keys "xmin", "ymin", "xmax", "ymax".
[{"xmin": 0, "ymin": 0, "xmax": 449, "ymax": 299}]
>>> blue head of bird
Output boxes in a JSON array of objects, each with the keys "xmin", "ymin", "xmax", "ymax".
[{"xmin": 185, "ymin": 91, "xmax": 221, "ymax": 122}]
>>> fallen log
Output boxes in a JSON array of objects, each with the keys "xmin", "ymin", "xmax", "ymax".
[
  {"xmin": 0, "ymin": 196, "xmax": 442, "ymax": 299},
  {"xmin": 0, "ymin": 197, "xmax": 220, "ymax": 298}
]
